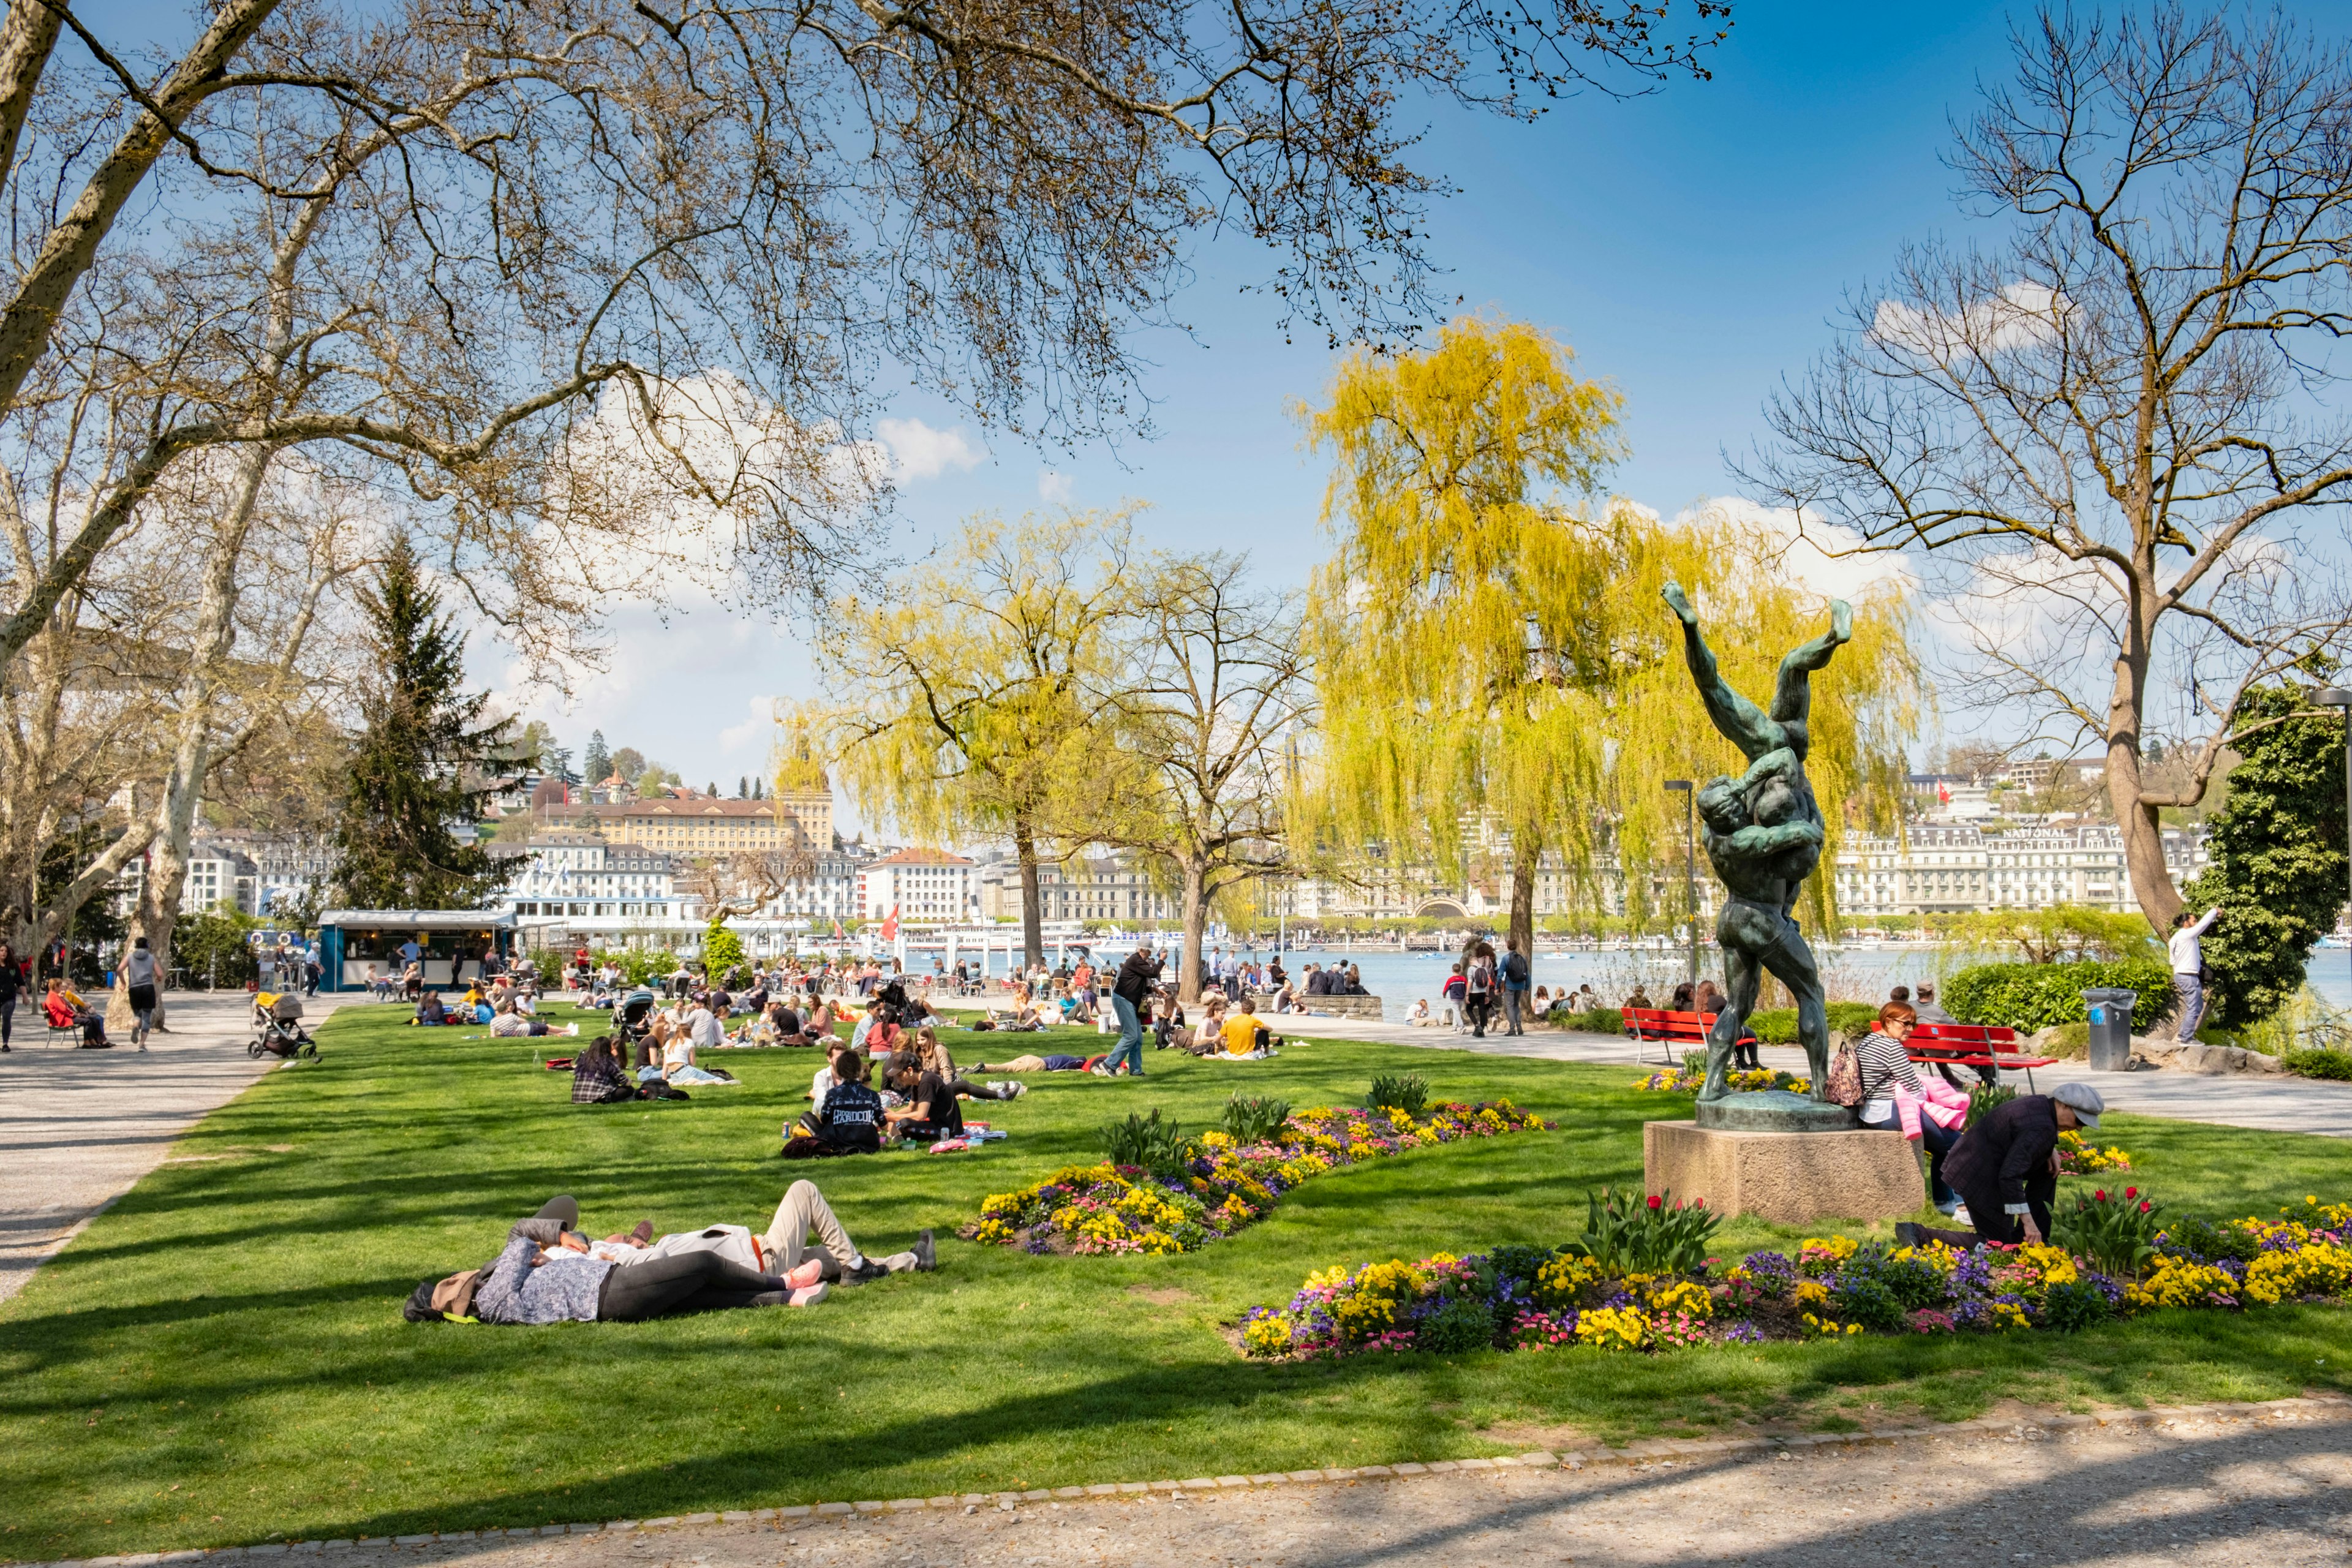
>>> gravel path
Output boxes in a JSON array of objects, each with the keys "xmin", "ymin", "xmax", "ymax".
[
  {"xmin": 72, "ymin": 1402, "xmax": 2348, "ymax": 1568},
  {"xmin": 0, "ymin": 992, "xmax": 353, "ymax": 1302}
]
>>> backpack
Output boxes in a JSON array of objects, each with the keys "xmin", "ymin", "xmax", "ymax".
[
  {"xmin": 1824, "ymin": 1035, "xmax": 1864, "ymax": 1106},
  {"xmin": 1466, "ymin": 961, "xmax": 1493, "ymax": 996}
]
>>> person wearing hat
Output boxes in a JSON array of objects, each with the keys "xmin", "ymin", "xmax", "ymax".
[{"xmin": 1902, "ymin": 1082, "xmax": 2105, "ymax": 1251}]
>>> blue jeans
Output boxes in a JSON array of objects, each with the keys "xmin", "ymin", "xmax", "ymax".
[
  {"xmin": 2174, "ymin": 974, "xmax": 2206, "ymax": 1042},
  {"xmin": 1103, "ymin": 994, "xmax": 1144, "ymax": 1075},
  {"xmin": 1861, "ymin": 1106, "xmax": 1959, "ymax": 1208}
]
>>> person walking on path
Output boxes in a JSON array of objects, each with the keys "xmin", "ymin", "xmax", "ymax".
[
  {"xmin": 121, "ymin": 937, "xmax": 160, "ymax": 1050},
  {"xmin": 1499, "ymin": 937, "xmax": 1531, "ymax": 1036},
  {"xmin": 1104, "ymin": 944, "xmax": 1162, "ymax": 1077},
  {"xmin": 2170, "ymin": 907, "xmax": 2222, "ymax": 1042},
  {"xmin": 0, "ymin": 941, "xmax": 20, "ymax": 1052}
]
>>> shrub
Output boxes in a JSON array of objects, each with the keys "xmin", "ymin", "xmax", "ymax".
[
  {"xmin": 1415, "ymin": 1295, "xmax": 1498, "ymax": 1354},
  {"xmin": 1744, "ymin": 1003, "xmax": 1881, "ymax": 1044},
  {"xmin": 1942, "ymin": 959, "xmax": 2173, "ymax": 1033},
  {"xmin": 2161, "ymin": 1214, "xmax": 2261, "ymax": 1265},
  {"xmin": 2284, "ymin": 1047, "xmax": 2352, "ymax": 1081},
  {"xmin": 1223, "ymin": 1094, "xmax": 1293, "ymax": 1144},
  {"xmin": 1842, "ymin": 1244, "xmax": 1948, "ymax": 1310},
  {"xmin": 2039, "ymin": 1279, "xmax": 2113, "ymax": 1333},
  {"xmin": 1553, "ymin": 1005, "xmax": 1627, "ymax": 1033},
  {"xmin": 1832, "ymin": 1275, "xmax": 1907, "ymax": 1332},
  {"xmin": 2053, "ymin": 1186, "xmax": 2164, "ymax": 1276},
  {"xmin": 1564, "ymin": 1186, "xmax": 1719, "ymax": 1275},
  {"xmin": 701, "ymin": 919, "xmax": 748, "ymax": 981},
  {"xmin": 1098, "ymin": 1109, "xmax": 1194, "ymax": 1175},
  {"xmin": 1368, "ymin": 1072, "xmax": 1429, "ymax": 1117}
]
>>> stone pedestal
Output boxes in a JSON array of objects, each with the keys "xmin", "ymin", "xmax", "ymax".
[{"xmin": 1644, "ymin": 1120, "xmax": 1924, "ymax": 1226}]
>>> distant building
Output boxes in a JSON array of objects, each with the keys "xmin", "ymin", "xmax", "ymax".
[
  {"xmin": 491, "ymin": 831, "xmax": 680, "ymax": 919},
  {"xmin": 861, "ymin": 848, "xmax": 979, "ymax": 924},
  {"xmin": 181, "ymin": 840, "xmax": 261, "ymax": 916},
  {"xmin": 1834, "ymin": 823, "xmax": 2206, "ymax": 916},
  {"xmin": 575, "ymin": 794, "xmax": 834, "ymax": 856}
]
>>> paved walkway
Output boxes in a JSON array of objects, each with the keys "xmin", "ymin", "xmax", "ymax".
[
  {"xmin": 58, "ymin": 1401, "xmax": 2349, "ymax": 1568},
  {"xmin": 0, "ymin": 991, "xmax": 353, "ymax": 1303}
]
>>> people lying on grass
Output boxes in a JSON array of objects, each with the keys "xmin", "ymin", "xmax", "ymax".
[
  {"xmin": 911, "ymin": 1027, "xmax": 1022, "ymax": 1099},
  {"xmin": 880, "ymin": 1051, "xmax": 966, "ymax": 1142},
  {"xmin": 404, "ymin": 1191, "xmax": 862, "ymax": 1324},
  {"xmin": 571, "ymin": 1035, "xmax": 637, "ymax": 1104},
  {"xmin": 490, "ymin": 998, "xmax": 546, "ymax": 1038},
  {"xmin": 783, "ymin": 1049, "xmax": 884, "ymax": 1157},
  {"xmin": 963, "ymin": 1050, "xmax": 1098, "ymax": 1074},
  {"xmin": 42, "ymin": 978, "xmax": 109, "ymax": 1046},
  {"xmin": 1221, "ymin": 997, "xmax": 1278, "ymax": 1058},
  {"xmin": 1900, "ymin": 1081, "xmax": 2106, "ymax": 1254}
]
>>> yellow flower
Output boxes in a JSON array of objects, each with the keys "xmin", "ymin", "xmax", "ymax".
[{"xmin": 1574, "ymin": 1306, "xmax": 1650, "ymax": 1351}]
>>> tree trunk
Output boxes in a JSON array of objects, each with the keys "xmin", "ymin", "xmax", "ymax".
[
  {"xmin": 2104, "ymin": 595, "xmax": 2184, "ymax": 933},
  {"xmin": 1013, "ymin": 818, "xmax": 1044, "ymax": 969},
  {"xmin": 1508, "ymin": 828, "xmax": 1540, "ymax": 978},
  {"xmin": 1178, "ymin": 858, "xmax": 1208, "ymax": 1005}
]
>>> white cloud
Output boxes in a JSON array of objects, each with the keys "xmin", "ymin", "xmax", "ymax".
[
  {"xmin": 1675, "ymin": 497, "xmax": 1920, "ymax": 601},
  {"xmin": 1871, "ymin": 282, "xmax": 2065, "ymax": 358},
  {"xmin": 718, "ymin": 695, "xmax": 778, "ymax": 755},
  {"xmin": 877, "ymin": 418, "xmax": 986, "ymax": 483},
  {"xmin": 1038, "ymin": 468, "xmax": 1076, "ymax": 505}
]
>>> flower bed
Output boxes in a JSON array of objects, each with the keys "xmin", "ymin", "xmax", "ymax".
[
  {"xmin": 1634, "ymin": 1066, "xmax": 1811, "ymax": 1094},
  {"xmin": 2057, "ymin": 1128, "xmax": 2132, "ymax": 1174},
  {"xmin": 1238, "ymin": 1198, "xmax": 2352, "ymax": 1358},
  {"xmin": 960, "ymin": 1101, "xmax": 1553, "ymax": 1256}
]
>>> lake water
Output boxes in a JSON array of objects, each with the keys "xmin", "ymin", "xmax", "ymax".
[{"xmin": 1083, "ymin": 940, "xmax": 2352, "ymax": 1022}]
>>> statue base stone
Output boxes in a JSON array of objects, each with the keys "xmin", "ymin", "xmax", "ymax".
[
  {"xmin": 1694, "ymin": 1089, "xmax": 1853, "ymax": 1134},
  {"xmin": 1644, "ymin": 1120, "xmax": 1924, "ymax": 1226}
]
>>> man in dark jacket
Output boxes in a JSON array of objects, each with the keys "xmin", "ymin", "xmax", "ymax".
[
  {"xmin": 1907, "ymin": 1082, "xmax": 2104, "ymax": 1250},
  {"xmin": 1102, "ymin": 945, "xmax": 1163, "ymax": 1077}
]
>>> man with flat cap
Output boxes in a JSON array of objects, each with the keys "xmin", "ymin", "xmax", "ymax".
[{"xmin": 1902, "ymin": 1082, "xmax": 2106, "ymax": 1251}]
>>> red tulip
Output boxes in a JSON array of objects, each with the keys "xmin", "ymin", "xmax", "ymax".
[
  {"xmin": 1647, "ymin": 1194, "xmax": 1662, "ymax": 1210},
  {"xmin": 2094, "ymin": 1190, "xmax": 2108, "ymax": 1202},
  {"xmin": 2125, "ymin": 1186, "xmax": 2138, "ymax": 1200},
  {"xmin": 1693, "ymin": 1197, "xmax": 1706, "ymax": 1208},
  {"xmin": 2140, "ymin": 1201, "xmax": 2153, "ymax": 1213}
]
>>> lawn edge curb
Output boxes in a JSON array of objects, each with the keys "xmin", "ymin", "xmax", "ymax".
[{"xmin": 26, "ymin": 1394, "xmax": 2347, "ymax": 1567}]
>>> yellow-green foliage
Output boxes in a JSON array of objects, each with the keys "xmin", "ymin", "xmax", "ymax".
[{"xmin": 1297, "ymin": 314, "xmax": 1920, "ymax": 925}]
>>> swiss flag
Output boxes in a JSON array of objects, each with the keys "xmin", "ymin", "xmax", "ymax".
[
  {"xmin": 1937, "ymin": 782, "xmax": 1951, "ymax": 805},
  {"xmin": 881, "ymin": 903, "xmax": 900, "ymax": 941}
]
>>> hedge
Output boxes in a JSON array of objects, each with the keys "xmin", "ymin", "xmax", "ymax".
[
  {"xmin": 1746, "ymin": 1003, "xmax": 1882, "ymax": 1043},
  {"xmin": 1943, "ymin": 959, "xmax": 2174, "ymax": 1033}
]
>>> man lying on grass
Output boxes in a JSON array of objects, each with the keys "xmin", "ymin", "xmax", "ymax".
[{"xmin": 405, "ymin": 1181, "xmax": 933, "ymax": 1324}]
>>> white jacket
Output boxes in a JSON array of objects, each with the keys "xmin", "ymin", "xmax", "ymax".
[{"xmin": 2169, "ymin": 908, "xmax": 2220, "ymax": 976}]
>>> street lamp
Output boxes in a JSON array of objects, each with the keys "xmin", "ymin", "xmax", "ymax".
[
  {"xmin": 2313, "ymin": 687, "xmax": 2352, "ymax": 990},
  {"xmin": 1665, "ymin": 779, "xmax": 1697, "ymax": 985}
]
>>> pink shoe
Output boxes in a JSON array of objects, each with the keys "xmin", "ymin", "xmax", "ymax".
[
  {"xmin": 789, "ymin": 1283, "xmax": 828, "ymax": 1306},
  {"xmin": 783, "ymin": 1257, "xmax": 824, "ymax": 1290}
]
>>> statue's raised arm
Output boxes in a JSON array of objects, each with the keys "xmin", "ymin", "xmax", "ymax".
[{"xmin": 1661, "ymin": 582, "xmax": 1784, "ymax": 762}]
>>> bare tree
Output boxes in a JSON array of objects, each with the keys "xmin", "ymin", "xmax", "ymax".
[
  {"xmin": 1743, "ymin": 5, "xmax": 2352, "ymax": 930},
  {"xmin": 1085, "ymin": 554, "xmax": 1313, "ymax": 1003},
  {"xmin": 0, "ymin": 0, "xmax": 1732, "ymax": 679}
]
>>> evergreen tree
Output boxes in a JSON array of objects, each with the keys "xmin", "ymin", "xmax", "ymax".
[
  {"xmin": 332, "ymin": 542, "xmax": 513, "ymax": 909},
  {"xmin": 2185, "ymin": 686, "xmax": 2350, "ymax": 1027},
  {"xmin": 584, "ymin": 731, "xmax": 612, "ymax": 786}
]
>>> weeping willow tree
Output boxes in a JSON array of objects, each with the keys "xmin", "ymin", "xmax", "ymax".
[
  {"xmin": 808, "ymin": 510, "xmax": 1135, "ymax": 965},
  {"xmin": 1300, "ymin": 315, "xmax": 1919, "ymax": 959}
]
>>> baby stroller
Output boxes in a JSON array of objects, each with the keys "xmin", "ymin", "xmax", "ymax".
[{"xmin": 249, "ymin": 990, "xmax": 320, "ymax": 1060}]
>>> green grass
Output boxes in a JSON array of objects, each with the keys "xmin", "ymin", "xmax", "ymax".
[{"xmin": 5, "ymin": 1003, "xmax": 2350, "ymax": 1561}]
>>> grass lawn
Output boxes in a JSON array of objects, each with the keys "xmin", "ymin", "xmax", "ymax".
[{"xmin": 5, "ymin": 1001, "xmax": 2350, "ymax": 1561}]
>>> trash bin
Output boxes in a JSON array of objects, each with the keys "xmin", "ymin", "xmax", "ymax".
[{"xmin": 2082, "ymin": 987, "xmax": 2137, "ymax": 1072}]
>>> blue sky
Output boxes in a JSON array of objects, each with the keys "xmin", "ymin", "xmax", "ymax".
[{"xmin": 506, "ymin": 1, "xmax": 2045, "ymax": 798}]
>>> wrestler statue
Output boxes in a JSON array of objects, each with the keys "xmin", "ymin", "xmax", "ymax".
[{"xmin": 1662, "ymin": 582, "xmax": 1853, "ymax": 1102}]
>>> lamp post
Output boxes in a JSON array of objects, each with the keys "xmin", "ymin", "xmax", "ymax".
[
  {"xmin": 1665, "ymin": 779, "xmax": 1697, "ymax": 985},
  {"xmin": 2313, "ymin": 687, "xmax": 2352, "ymax": 993}
]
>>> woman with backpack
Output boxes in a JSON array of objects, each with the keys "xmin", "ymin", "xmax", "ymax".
[{"xmin": 1462, "ymin": 943, "xmax": 1498, "ymax": 1039}]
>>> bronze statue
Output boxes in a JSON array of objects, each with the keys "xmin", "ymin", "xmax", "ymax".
[{"xmin": 1662, "ymin": 582, "xmax": 1852, "ymax": 1102}]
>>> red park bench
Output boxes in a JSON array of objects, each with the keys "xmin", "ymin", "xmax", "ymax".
[
  {"xmin": 1907, "ymin": 1022, "xmax": 2056, "ymax": 1091},
  {"xmin": 1621, "ymin": 1007, "xmax": 1751, "ymax": 1066}
]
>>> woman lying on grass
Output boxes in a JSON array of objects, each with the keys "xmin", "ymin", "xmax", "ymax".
[{"xmin": 405, "ymin": 1182, "xmax": 933, "ymax": 1324}]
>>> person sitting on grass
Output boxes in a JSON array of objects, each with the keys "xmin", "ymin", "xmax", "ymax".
[
  {"xmin": 1221, "ymin": 995, "xmax": 1278, "ymax": 1058},
  {"xmin": 881, "ymin": 1051, "xmax": 965, "ymax": 1142},
  {"xmin": 571, "ymin": 1035, "xmax": 636, "ymax": 1104},
  {"xmin": 1405, "ymin": 997, "xmax": 1432, "ymax": 1027},
  {"xmin": 412, "ymin": 989, "xmax": 457, "ymax": 1027},
  {"xmin": 404, "ymin": 1194, "xmax": 829, "ymax": 1324},
  {"xmin": 805, "ymin": 1037, "xmax": 850, "ymax": 1107},
  {"xmin": 1186, "ymin": 996, "xmax": 1229, "ymax": 1054},
  {"xmin": 43, "ymin": 978, "xmax": 108, "ymax": 1047},
  {"xmin": 783, "ymin": 1048, "xmax": 884, "ymax": 1157},
  {"xmin": 1151, "ymin": 990, "xmax": 1186, "ymax": 1051},
  {"xmin": 912, "ymin": 1027, "xmax": 1023, "ymax": 1099}
]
